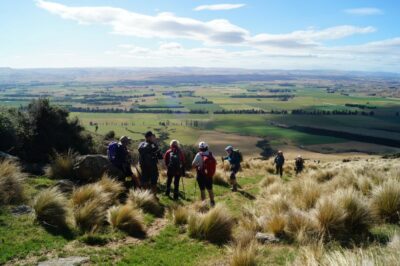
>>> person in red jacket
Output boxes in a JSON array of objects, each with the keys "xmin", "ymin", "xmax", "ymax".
[{"xmin": 164, "ymin": 140, "xmax": 185, "ymax": 200}]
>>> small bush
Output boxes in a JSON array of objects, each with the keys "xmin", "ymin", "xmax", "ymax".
[
  {"xmin": 285, "ymin": 209, "xmax": 317, "ymax": 244},
  {"xmin": 33, "ymin": 187, "xmax": 70, "ymax": 229},
  {"xmin": 107, "ymin": 204, "xmax": 145, "ymax": 236},
  {"xmin": 0, "ymin": 160, "xmax": 25, "ymax": 205},
  {"xmin": 371, "ymin": 180, "xmax": 400, "ymax": 223},
  {"xmin": 127, "ymin": 189, "xmax": 163, "ymax": 216},
  {"xmin": 188, "ymin": 204, "xmax": 234, "ymax": 244},
  {"xmin": 229, "ymin": 241, "xmax": 258, "ymax": 266},
  {"xmin": 46, "ymin": 150, "xmax": 77, "ymax": 179},
  {"xmin": 173, "ymin": 206, "xmax": 189, "ymax": 225},
  {"xmin": 104, "ymin": 130, "xmax": 115, "ymax": 140}
]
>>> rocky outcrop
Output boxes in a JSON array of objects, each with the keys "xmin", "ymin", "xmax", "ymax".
[{"xmin": 73, "ymin": 155, "xmax": 124, "ymax": 182}]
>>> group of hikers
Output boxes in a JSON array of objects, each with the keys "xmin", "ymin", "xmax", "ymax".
[{"xmin": 108, "ymin": 131, "xmax": 305, "ymax": 206}]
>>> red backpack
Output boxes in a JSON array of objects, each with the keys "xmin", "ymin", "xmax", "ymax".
[{"xmin": 201, "ymin": 152, "xmax": 217, "ymax": 178}]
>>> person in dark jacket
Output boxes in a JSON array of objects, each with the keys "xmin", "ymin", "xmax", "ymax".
[
  {"xmin": 164, "ymin": 140, "xmax": 185, "ymax": 200},
  {"xmin": 138, "ymin": 131, "xmax": 163, "ymax": 195},
  {"xmin": 222, "ymin": 145, "xmax": 240, "ymax": 192},
  {"xmin": 274, "ymin": 150, "xmax": 285, "ymax": 177},
  {"xmin": 295, "ymin": 155, "xmax": 304, "ymax": 175},
  {"xmin": 109, "ymin": 136, "xmax": 140, "ymax": 189}
]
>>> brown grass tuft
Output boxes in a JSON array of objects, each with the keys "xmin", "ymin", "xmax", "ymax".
[
  {"xmin": 0, "ymin": 160, "xmax": 25, "ymax": 205},
  {"xmin": 33, "ymin": 187, "xmax": 70, "ymax": 229},
  {"xmin": 107, "ymin": 204, "xmax": 145, "ymax": 236},
  {"xmin": 371, "ymin": 180, "xmax": 400, "ymax": 223},
  {"xmin": 127, "ymin": 189, "xmax": 163, "ymax": 216},
  {"xmin": 46, "ymin": 150, "xmax": 77, "ymax": 179}
]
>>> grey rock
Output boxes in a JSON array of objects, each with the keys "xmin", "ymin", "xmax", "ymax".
[
  {"xmin": 73, "ymin": 155, "xmax": 124, "ymax": 182},
  {"xmin": 0, "ymin": 151, "xmax": 19, "ymax": 162},
  {"xmin": 54, "ymin": 179, "xmax": 75, "ymax": 194},
  {"xmin": 38, "ymin": 256, "xmax": 90, "ymax": 266},
  {"xmin": 11, "ymin": 205, "xmax": 33, "ymax": 216},
  {"xmin": 255, "ymin": 232, "xmax": 280, "ymax": 244}
]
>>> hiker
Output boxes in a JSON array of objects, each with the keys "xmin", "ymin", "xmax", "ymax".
[
  {"xmin": 164, "ymin": 139, "xmax": 185, "ymax": 200},
  {"xmin": 295, "ymin": 155, "xmax": 304, "ymax": 175},
  {"xmin": 192, "ymin": 141, "xmax": 216, "ymax": 207},
  {"xmin": 138, "ymin": 131, "xmax": 163, "ymax": 195},
  {"xmin": 274, "ymin": 150, "xmax": 285, "ymax": 177},
  {"xmin": 108, "ymin": 136, "xmax": 140, "ymax": 189},
  {"xmin": 222, "ymin": 145, "xmax": 241, "ymax": 192}
]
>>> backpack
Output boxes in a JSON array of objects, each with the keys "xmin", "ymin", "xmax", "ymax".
[
  {"xmin": 107, "ymin": 141, "xmax": 119, "ymax": 163},
  {"xmin": 233, "ymin": 149, "xmax": 243, "ymax": 163},
  {"xmin": 201, "ymin": 152, "xmax": 217, "ymax": 178},
  {"xmin": 168, "ymin": 150, "xmax": 181, "ymax": 170}
]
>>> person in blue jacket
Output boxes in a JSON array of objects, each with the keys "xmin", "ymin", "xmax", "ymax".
[{"xmin": 222, "ymin": 145, "xmax": 241, "ymax": 192}]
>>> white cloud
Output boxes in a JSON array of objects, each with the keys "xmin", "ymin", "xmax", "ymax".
[
  {"xmin": 344, "ymin": 7, "xmax": 383, "ymax": 16},
  {"xmin": 36, "ymin": 0, "xmax": 374, "ymax": 49},
  {"xmin": 194, "ymin": 4, "xmax": 245, "ymax": 11}
]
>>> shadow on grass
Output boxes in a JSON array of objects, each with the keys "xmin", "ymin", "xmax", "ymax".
[{"xmin": 41, "ymin": 223, "xmax": 75, "ymax": 240}]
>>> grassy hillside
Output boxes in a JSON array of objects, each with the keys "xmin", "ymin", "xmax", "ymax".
[{"xmin": 1, "ymin": 156, "xmax": 400, "ymax": 265}]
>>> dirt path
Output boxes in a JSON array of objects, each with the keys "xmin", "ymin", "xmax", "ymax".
[{"xmin": 7, "ymin": 218, "xmax": 169, "ymax": 266}]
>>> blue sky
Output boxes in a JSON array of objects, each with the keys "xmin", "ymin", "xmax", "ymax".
[{"xmin": 1, "ymin": 0, "xmax": 400, "ymax": 71}]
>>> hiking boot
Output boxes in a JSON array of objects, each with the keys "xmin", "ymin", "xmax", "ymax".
[
  {"xmin": 165, "ymin": 189, "xmax": 170, "ymax": 197},
  {"xmin": 231, "ymin": 185, "xmax": 238, "ymax": 192},
  {"xmin": 173, "ymin": 193, "xmax": 179, "ymax": 201},
  {"xmin": 210, "ymin": 200, "xmax": 216, "ymax": 207}
]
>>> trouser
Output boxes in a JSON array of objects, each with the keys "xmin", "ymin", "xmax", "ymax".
[
  {"xmin": 276, "ymin": 165, "xmax": 283, "ymax": 177},
  {"xmin": 166, "ymin": 169, "xmax": 181, "ymax": 198}
]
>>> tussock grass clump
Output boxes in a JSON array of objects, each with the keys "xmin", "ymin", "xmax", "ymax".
[
  {"xmin": 263, "ymin": 213, "xmax": 287, "ymax": 237},
  {"xmin": 0, "ymin": 160, "xmax": 25, "ymax": 205},
  {"xmin": 46, "ymin": 150, "xmax": 77, "ymax": 179},
  {"xmin": 285, "ymin": 209, "xmax": 318, "ymax": 244},
  {"xmin": 260, "ymin": 175, "xmax": 280, "ymax": 188},
  {"xmin": 311, "ymin": 169, "xmax": 338, "ymax": 183},
  {"xmin": 173, "ymin": 206, "xmax": 189, "ymax": 225},
  {"xmin": 229, "ymin": 241, "xmax": 258, "ymax": 266},
  {"xmin": 98, "ymin": 174, "xmax": 125, "ymax": 202},
  {"xmin": 71, "ymin": 183, "xmax": 104, "ymax": 207},
  {"xmin": 192, "ymin": 201, "xmax": 211, "ymax": 213},
  {"xmin": 291, "ymin": 178, "xmax": 321, "ymax": 210},
  {"xmin": 188, "ymin": 204, "xmax": 235, "ymax": 244},
  {"xmin": 33, "ymin": 187, "xmax": 70, "ymax": 229},
  {"xmin": 127, "ymin": 189, "xmax": 163, "ymax": 216},
  {"xmin": 213, "ymin": 170, "xmax": 230, "ymax": 187},
  {"xmin": 74, "ymin": 196, "xmax": 109, "ymax": 232},
  {"xmin": 107, "ymin": 204, "xmax": 145, "ymax": 236},
  {"xmin": 371, "ymin": 180, "xmax": 400, "ymax": 223},
  {"xmin": 334, "ymin": 188, "xmax": 374, "ymax": 233},
  {"xmin": 312, "ymin": 197, "xmax": 346, "ymax": 239}
]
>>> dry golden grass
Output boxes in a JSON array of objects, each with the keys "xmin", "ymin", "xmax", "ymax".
[
  {"xmin": 290, "ymin": 178, "xmax": 321, "ymax": 210},
  {"xmin": 0, "ymin": 160, "xmax": 25, "ymax": 205},
  {"xmin": 71, "ymin": 183, "xmax": 105, "ymax": 207},
  {"xmin": 173, "ymin": 206, "xmax": 189, "ymax": 225},
  {"xmin": 213, "ymin": 170, "xmax": 230, "ymax": 187},
  {"xmin": 33, "ymin": 187, "xmax": 70, "ymax": 229},
  {"xmin": 74, "ymin": 195, "xmax": 109, "ymax": 232},
  {"xmin": 127, "ymin": 189, "xmax": 163, "ymax": 216},
  {"xmin": 229, "ymin": 241, "xmax": 258, "ymax": 266},
  {"xmin": 46, "ymin": 150, "xmax": 77, "ymax": 179},
  {"xmin": 188, "ymin": 204, "xmax": 235, "ymax": 244},
  {"xmin": 285, "ymin": 209, "xmax": 318, "ymax": 244},
  {"xmin": 98, "ymin": 174, "xmax": 125, "ymax": 202},
  {"xmin": 107, "ymin": 204, "xmax": 145, "ymax": 236},
  {"xmin": 371, "ymin": 179, "xmax": 400, "ymax": 223},
  {"xmin": 263, "ymin": 213, "xmax": 287, "ymax": 237},
  {"xmin": 312, "ymin": 197, "xmax": 346, "ymax": 239}
]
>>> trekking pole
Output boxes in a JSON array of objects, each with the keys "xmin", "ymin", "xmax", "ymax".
[
  {"xmin": 193, "ymin": 178, "xmax": 197, "ymax": 201},
  {"xmin": 181, "ymin": 176, "xmax": 185, "ymax": 199}
]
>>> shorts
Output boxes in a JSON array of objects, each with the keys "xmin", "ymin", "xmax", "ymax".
[
  {"xmin": 141, "ymin": 169, "xmax": 159, "ymax": 186},
  {"xmin": 197, "ymin": 171, "xmax": 213, "ymax": 191}
]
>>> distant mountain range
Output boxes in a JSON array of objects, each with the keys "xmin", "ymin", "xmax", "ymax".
[{"xmin": 0, "ymin": 67, "xmax": 399, "ymax": 84}]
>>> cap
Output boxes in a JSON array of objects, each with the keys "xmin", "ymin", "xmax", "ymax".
[
  {"xmin": 225, "ymin": 145, "xmax": 233, "ymax": 151},
  {"xmin": 119, "ymin": 136, "xmax": 131, "ymax": 143},
  {"xmin": 145, "ymin": 131, "xmax": 155, "ymax": 138},
  {"xmin": 198, "ymin": 141, "xmax": 208, "ymax": 149}
]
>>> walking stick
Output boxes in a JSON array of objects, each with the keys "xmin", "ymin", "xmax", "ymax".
[{"xmin": 181, "ymin": 176, "xmax": 185, "ymax": 199}]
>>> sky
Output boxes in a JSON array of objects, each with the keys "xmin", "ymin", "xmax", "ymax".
[{"xmin": 1, "ymin": 0, "xmax": 400, "ymax": 72}]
